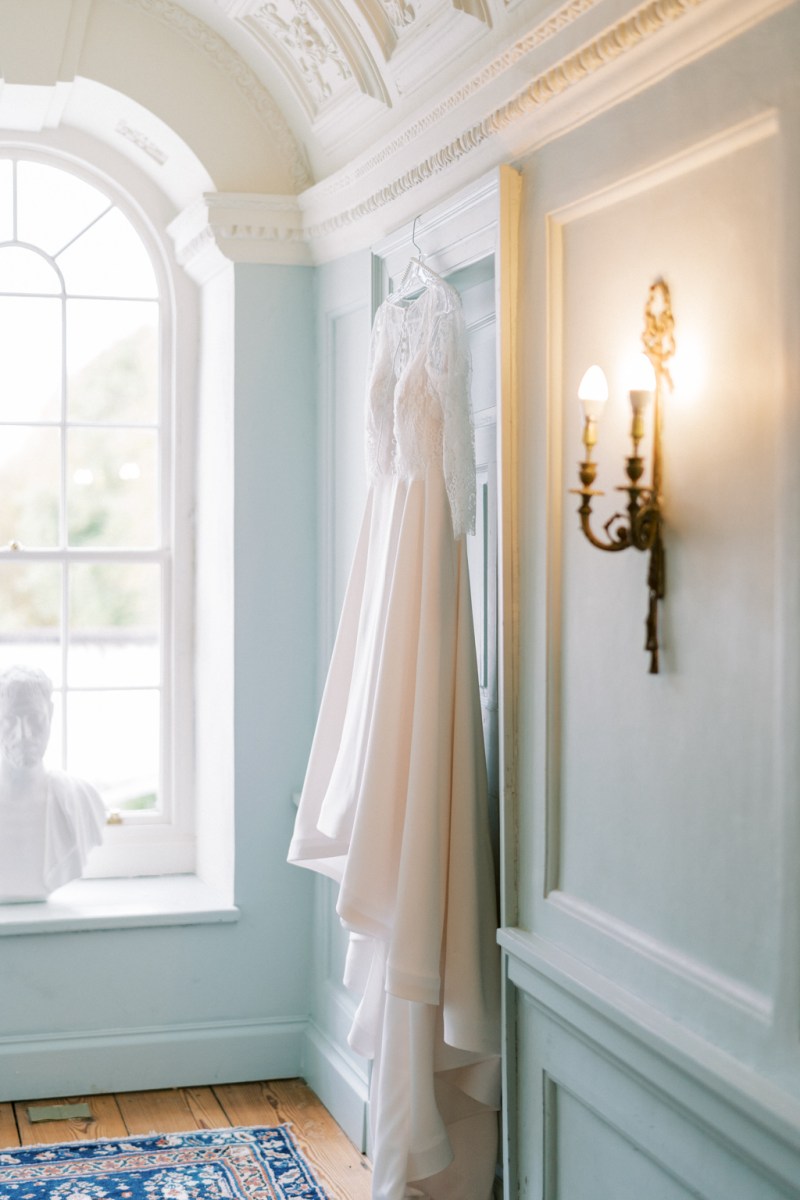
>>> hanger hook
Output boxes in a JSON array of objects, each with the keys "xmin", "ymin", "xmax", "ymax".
[{"xmin": 412, "ymin": 214, "xmax": 422, "ymax": 257}]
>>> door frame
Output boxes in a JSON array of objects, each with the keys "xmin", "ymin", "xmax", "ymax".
[{"xmin": 371, "ymin": 164, "xmax": 522, "ymax": 1197}]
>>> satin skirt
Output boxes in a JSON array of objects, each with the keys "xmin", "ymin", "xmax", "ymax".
[{"xmin": 288, "ymin": 470, "xmax": 500, "ymax": 1200}]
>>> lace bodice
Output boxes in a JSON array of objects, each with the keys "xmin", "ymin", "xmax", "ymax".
[{"xmin": 365, "ymin": 277, "xmax": 475, "ymax": 538}]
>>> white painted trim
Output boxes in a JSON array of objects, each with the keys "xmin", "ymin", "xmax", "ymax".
[
  {"xmin": 0, "ymin": 875, "xmax": 238, "ymax": 936},
  {"xmin": 548, "ymin": 106, "xmax": 780, "ymax": 226},
  {"xmin": 300, "ymin": 0, "xmax": 791, "ymax": 259},
  {"xmin": 0, "ymin": 142, "xmax": 197, "ymax": 881},
  {"xmin": 0, "ymin": 1016, "xmax": 304, "ymax": 1104},
  {"xmin": 547, "ymin": 890, "xmax": 772, "ymax": 1022},
  {"xmin": 302, "ymin": 1021, "xmax": 370, "ymax": 1151},
  {"xmin": 500, "ymin": 928, "xmax": 800, "ymax": 1187},
  {"xmin": 532, "ymin": 106, "xmax": 786, "ymax": 1053},
  {"xmin": 371, "ymin": 170, "xmax": 503, "ymax": 284},
  {"xmin": 168, "ymin": 195, "xmax": 311, "ymax": 272},
  {"xmin": 159, "ymin": 0, "xmax": 790, "ymax": 265}
]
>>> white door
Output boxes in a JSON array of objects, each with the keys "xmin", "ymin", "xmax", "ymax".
[{"xmin": 449, "ymin": 260, "xmax": 499, "ymax": 864}]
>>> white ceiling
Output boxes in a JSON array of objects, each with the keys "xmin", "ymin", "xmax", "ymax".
[
  {"xmin": 182, "ymin": 0, "xmax": 533, "ymax": 175},
  {"xmin": 0, "ymin": 0, "xmax": 746, "ymax": 259}
]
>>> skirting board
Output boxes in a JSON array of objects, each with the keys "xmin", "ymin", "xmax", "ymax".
[
  {"xmin": 301, "ymin": 1021, "xmax": 369, "ymax": 1152},
  {"xmin": 0, "ymin": 1017, "xmax": 306, "ymax": 1104}
]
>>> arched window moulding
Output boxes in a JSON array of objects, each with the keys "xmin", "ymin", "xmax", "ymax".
[{"xmin": 0, "ymin": 132, "xmax": 238, "ymax": 935}]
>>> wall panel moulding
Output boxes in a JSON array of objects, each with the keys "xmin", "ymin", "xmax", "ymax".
[{"xmin": 299, "ymin": 0, "xmax": 786, "ymax": 257}]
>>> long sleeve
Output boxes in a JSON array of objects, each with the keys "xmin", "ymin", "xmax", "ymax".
[{"xmin": 427, "ymin": 298, "xmax": 476, "ymax": 539}]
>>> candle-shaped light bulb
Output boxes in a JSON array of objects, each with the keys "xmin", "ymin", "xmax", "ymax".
[
  {"xmin": 578, "ymin": 365, "xmax": 608, "ymax": 422},
  {"xmin": 629, "ymin": 352, "xmax": 656, "ymax": 414}
]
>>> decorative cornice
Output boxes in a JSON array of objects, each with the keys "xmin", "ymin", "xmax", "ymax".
[
  {"xmin": 306, "ymin": 0, "xmax": 704, "ymax": 236},
  {"xmin": 168, "ymin": 193, "xmax": 311, "ymax": 273},
  {"xmin": 115, "ymin": 0, "xmax": 313, "ymax": 189},
  {"xmin": 315, "ymin": 0, "xmax": 601, "ymax": 195}
]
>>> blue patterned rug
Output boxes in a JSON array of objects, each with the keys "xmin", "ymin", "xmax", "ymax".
[{"xmin": 0, "ymin": 1125, "xmax": 331, "ymax": 1200}]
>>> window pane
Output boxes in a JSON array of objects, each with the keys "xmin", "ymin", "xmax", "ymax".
[
  {"xmin": 0, "ymin": 245, "xmax": 60, "ymax": 294},
  {"xmin": 58, "ymin": 208, "xmax": 157, "ymax": 299},
  {"xmin": 44, "ymin": 689, "xmax": 63, "ymax": 773},
  {"xmin": 17, "ymin": 161, "xmax": 110, "ymax": 256},
  {"xmin": 0, "ymin": 426, "xmax": 61, "ymax": 547},
  {"xmin": 67, "ymin": 299, "xmax": 158, "ymax": 423},
  {"xmin": 67, "ymin": 689, "xmax": 159, "ymax": 812},
  {"xmin": 0, "ymin": 160, "xmax": 13, "ymax": 242},
  {"xmin": 68, "ymin": 563, "xmax": 161, "ymax": 687},
  {"xmin": 67, "ymin": 428, "xmax": 158, "ymax": 548},
  {"xmin": 0, "ymin": 562, "xmax": 62, "ymax": 684},
  {"xmin": 0, "ymin": 296, "xmax": 62, "ymax": 421}
]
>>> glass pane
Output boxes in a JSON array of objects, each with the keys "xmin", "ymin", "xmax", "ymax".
[
  {"xmin": 0, "ymin": 160, "xmax": 13, "ymax": 242},
  {"xmin": 58, "ymin": 208, "xmax": 157, "ymax": 299},
  {"xmin": 44, "ymin": 689, "xmax": 64, "ymax": 773},
  {"xmin": 0, "ymin": 245, "xmax": 60, "ymax": 294},
  {"xmin": 67, "ymin": 428, "xmax": 158, "ymax": 548},
  {"xmin": 68, "ymin": 563, "xmax": 161, "ymax": 687},
  {"xmin": 67, "ymin": 299, "xmax": 158, "ymax": 422},
  {"xmin": 16, "ymin": 160, "xmax": 110, "ymax": 257},
  {"xmin": 66, "ymin": 688, "xmax": 159, "ymax": 811},
  {"xmin": 0, "ymin": 562, "xmax": 62, "ymax": 684},
  {"xmin": 0, "ymin": 296, "xmax": 62, "ymax": 421},
  {"xmin": 0, "ymin": 426, "xmax": 61, "ymax": 547}
]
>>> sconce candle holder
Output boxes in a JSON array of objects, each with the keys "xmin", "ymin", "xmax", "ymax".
[{"xmin": 570, "ymin": 279, "xmax": 675, "ymax": 674}]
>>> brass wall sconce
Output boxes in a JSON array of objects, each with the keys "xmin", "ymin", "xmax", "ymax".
[{"xmin": 570, "ymin": 279, "xmax": 676, "ymax": 674}]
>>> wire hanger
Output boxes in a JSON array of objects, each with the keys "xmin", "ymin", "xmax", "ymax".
[
  {"xmin": 388, "ymin": 214, "xmax": 444, "ymax": 304},
  {"xmin": 412, "ymin": 214, "xmax": 423, "ymax": 257}
]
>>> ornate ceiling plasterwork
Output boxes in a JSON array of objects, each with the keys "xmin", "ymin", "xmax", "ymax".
[
  {"xmin": 386, "ymin": 0, "xmax": 493, "ymax": 98},
  {"xmin": 242, "ymin": 0, "xmax": 391, "ymax": 119},
  {"xmin": 304, "ymin": 0, "xmax": 705, "ymax": 240},
  {"xmin": 117, "ymin": 0, "xmax": 313, "ymax": 188},
  {"xmin": 121, "ymin": 0, "xmax": 776, "ymax": 260},
  {"xmin": 452, "ymin": 0, "xmax": 492, "ymax": 25},
  {"xmin": 248, "ymin": 0, "xmax": 355, "ymax": 110},
  {"xmin": 316, "ymin": 0, "xmax": 602, "ymax": 195},
  {"xmin": 381, "ymin": 0, "xmax": 415, "ymax": 29}
]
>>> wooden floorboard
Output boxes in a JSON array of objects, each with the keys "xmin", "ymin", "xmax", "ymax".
[
  {"xmin": 0, "ymin": 1102, "xmax": 19, "ymax": 1149},
  {"xmin": 3, "ymin": 1080, "xmax": 371, "ymax": 1200},
  {"xmin": 115, "ymin": 1086, "xmax": 230, "ymax": 1134}
]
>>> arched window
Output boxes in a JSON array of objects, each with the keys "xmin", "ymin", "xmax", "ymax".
[{"xmin": 0, "ymin": 153, "xmax": 189, "ymax": 877}]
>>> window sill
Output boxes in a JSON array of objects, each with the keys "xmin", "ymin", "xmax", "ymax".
[{"xmin": 0, "ymin": 875, "xmax": 240, "ymax": 936}]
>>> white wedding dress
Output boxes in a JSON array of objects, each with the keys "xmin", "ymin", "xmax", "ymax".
[{"xmin": 288, "ymin": 273, "xmax": 500, "ymax": 1200}]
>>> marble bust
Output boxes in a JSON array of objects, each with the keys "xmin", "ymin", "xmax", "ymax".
[{"xmin": 0, "ymin": 665, "xmax": 106, "ymax": 903}]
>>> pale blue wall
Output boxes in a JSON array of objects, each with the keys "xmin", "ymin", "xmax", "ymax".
[
  {"xmin": 301, "ymin": 250, "xmax": 373, "ymax": 1146},
  {"xmin": 233, "ymin": 263, "xmax": 317, "ymax": 927},
  {"xmin": 0, "ymin": 263, "xmax": 318, "ymax": 1098}
]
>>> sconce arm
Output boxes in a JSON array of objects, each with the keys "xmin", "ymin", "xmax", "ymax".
[{"xmin": 570, "ymin": 489, "xmax": 632, "ymax": 552}]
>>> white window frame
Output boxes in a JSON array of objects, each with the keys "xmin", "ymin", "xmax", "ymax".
[{"xmin": 0, "ymin": 146, "xmax": 195, "ymax": 880}]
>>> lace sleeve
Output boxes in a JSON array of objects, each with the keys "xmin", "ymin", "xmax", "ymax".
[
  {"xmin": 364, "ymin": 304, "xmax": 387, "ymax": 484},
  {"xmin": 427, "ymin": 296, "xmax": 475, "ymax": 538}
]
